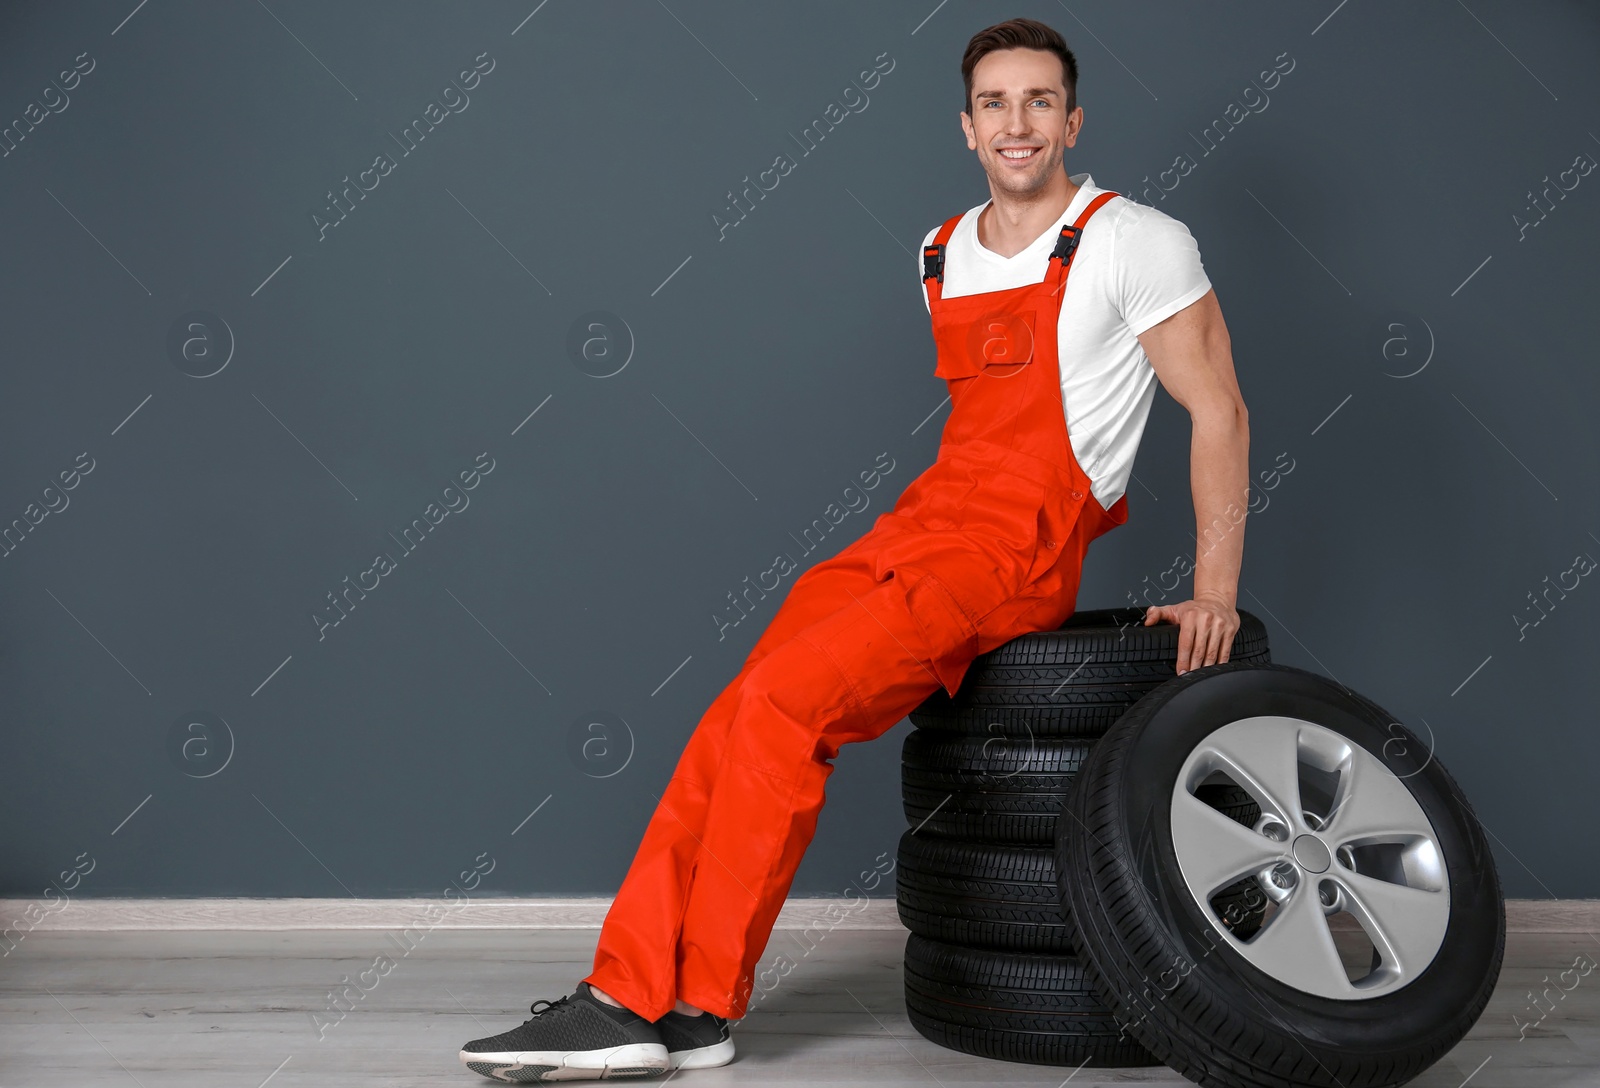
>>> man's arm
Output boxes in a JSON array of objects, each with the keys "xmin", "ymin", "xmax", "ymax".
[{"xmin": 1135, "ymin": 287, "xmax": 1250, "ymax": 674}]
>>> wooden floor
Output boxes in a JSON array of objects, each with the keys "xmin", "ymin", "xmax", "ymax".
[{"xmin": 2, "ymin": 927, "xmax": 1598, "ymax": 1086}]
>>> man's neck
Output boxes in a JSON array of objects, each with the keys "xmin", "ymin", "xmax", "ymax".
[{"xmin": 977, "ymin": 174, "xmax": 1082, "ymax": 259}]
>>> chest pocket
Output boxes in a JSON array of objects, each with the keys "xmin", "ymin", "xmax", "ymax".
[{"xmin": 932, "ymin": 306, "xmax": 1041, "ymax": 381}]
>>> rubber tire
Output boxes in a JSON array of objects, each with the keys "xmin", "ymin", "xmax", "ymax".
[
  {"xmin": 897, "ymin": 828, "xmax": 1071, "ymax": 952},
  {"xmin": 903, "ymin": 932, "xmax": 1160, "ymax": 1067},
  {"xmin": 909, "ymin": 607, "xmax": 1271, "ymax": 738},
  {"xmin": 1055, "ymin": 661, "xmax": 1505, "ymax": 1088},
  {"xmin": 902, "ymin": 730, "xmax": 1261, "ymax": 845},
  {"xmin": 895, "ymin": 816, "xmax": 1266, "ymax": 955},
  {"xmin": 902, "ymin": 731, "xmax": 1091, "ymax": 844}
]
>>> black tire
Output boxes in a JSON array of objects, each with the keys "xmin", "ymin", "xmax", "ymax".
[
  {"xmin": 909, "ymin": 607, "xmax": 1271, "ymax": 738},
  {"xmin": 895, "ymin": 822, "xmax": 1266, "ymax": 953},
  {"xmin": 902, "ymin": 730, "xmax": 1260, "ymax": 845},
  {"xmin": 1055, "ymin": 662, "xmax": 1505, "ymax": 1088},
  {"xmin": 902, "ymin": 731, "xmax": 1090, "ymax": 844},
  {"xmin": 896, "ymin": 828, "xmax": 1070, "ymax": 951},
  {"xmin": 903, "ymin": 933, "xmax": 1160, "ymax": 1067}
]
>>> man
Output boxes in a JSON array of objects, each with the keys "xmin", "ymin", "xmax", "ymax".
[{"xmin": 459, "ymin": 16, "xmax": 1248, "ymax": 1082}]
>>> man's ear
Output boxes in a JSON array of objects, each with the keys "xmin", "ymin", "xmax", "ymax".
[{"xmin": 1063, "ymin": 106, "xmax": 1084, "ymax": 147}]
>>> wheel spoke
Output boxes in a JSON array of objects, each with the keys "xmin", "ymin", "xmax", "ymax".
[
  {"xmin": 1170, "ymin": 788, "xmax": 1284, "ymax": 898},
  {"xmin": 1335, "ymin": 870, "xmax": 1450, "ymax": 974},
  {"xmin": 1242, "ymin": 882, "xmax": 1350, "ymax": 996},
  {"xmin": 1201, "ymin": 718, "xmax": 1303, "ymax": 823},
  {"xmin": 1322, "ymin": 746, "xmax": 1435, "ymax": 846}
]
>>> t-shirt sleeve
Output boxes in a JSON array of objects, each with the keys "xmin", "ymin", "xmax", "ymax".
[
  {"xmin": 1111, "ymin": 206, "xmax": 1212, "ymax": 336},
  {"xmin": 918, "ymin": 225, "xmax": 938, "ymax": 314}
]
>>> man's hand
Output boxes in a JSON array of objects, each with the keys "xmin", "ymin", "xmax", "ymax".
[{"xmin": 1144, "ymin": 597, "xmax": 1240, "ymax": 675}]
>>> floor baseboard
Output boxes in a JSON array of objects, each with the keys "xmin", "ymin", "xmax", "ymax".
[
  {"xmin": 1, "ymin": 896, "xmax": 904, "ymax": 932},
  {"xmin": 4, "ymin": 897, "xmax": 1597, "ymax": 933}
]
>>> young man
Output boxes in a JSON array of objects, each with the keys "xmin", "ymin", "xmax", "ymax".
[{"xmin": 459, "ymin": 16, "xmax": 1248, "ymax": 1082}]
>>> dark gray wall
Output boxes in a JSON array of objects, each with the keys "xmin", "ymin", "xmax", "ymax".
[{"xmin": 2, "ymin": 1, "xmax": 1597, "ymax": 902}]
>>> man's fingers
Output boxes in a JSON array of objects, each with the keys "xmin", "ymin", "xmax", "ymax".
[
  {"xmin": 1195, "ymin": 619, "xmax": 1216, "ymax": 671},
  {"xmin": 1197, "ymin": 617, "xmax": 1238, "ymax": 669},
  {"xmin": 1168, "ymin": 608, "xmax": 1243, "ymax": 673},
  {"xmin": 1189, "ymin": 618, "xmax": 1217, "ymax": 671}
]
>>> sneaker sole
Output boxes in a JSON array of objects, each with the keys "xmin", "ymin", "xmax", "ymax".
[
  {"xmin": 460, "ymin": 1042, "xmax": 668, "ymax": 1082},
  {"xmin": 667, "ymin": 1039, "xmax": 736, "ymax": 1070}
]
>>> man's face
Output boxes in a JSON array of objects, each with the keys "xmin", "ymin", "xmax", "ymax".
[{"xmin": 961, "ymin": 47, "xmax": 1081, "ymax": 197}]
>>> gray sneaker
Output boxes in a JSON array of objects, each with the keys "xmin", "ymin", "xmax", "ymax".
[
  {"xmin": 655, "ymin": 1009, "xmax": 735, "ymax": 1071},
  {"xmin": 459, "ymin": 981, "xmax": 667, "ymax": 1082}
]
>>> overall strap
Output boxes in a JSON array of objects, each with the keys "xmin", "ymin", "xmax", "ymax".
[
  {"xmin": 920, "ymin": 212, "xmax": 964, "ymax": 305},
  {"xmin": 1045, "ymin": 190, "xmax": 1120, "ymax": 298},
  {"xmin": 922, "ymin": 191, "xmax": 1122, "ymax": 306}
]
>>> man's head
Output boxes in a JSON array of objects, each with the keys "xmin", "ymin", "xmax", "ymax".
[{"xmin": 960, "ymin": 18, "xmax": 1081, "ymax": 198}]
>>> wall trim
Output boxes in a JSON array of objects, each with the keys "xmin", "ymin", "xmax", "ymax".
[
  {"xmin": 3, "ymin": 897, "xmax": 1598, "ymax": 933},
  {"xmin": 1, "ymin": 896, "xmax": 904, "ymax": 932}
]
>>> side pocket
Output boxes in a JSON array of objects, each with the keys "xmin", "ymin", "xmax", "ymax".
[
  {"xmin": 1025, "ymin": 501, "xmax": 1057, "ymax": 585},
  {"xmin": 898, "ymin": 569, "xmax": 981, "ymax": 698},
  {"xmin": 1024, "ymin": 484, "xmax": 1091, "ymax": 587},
  {"xmin": 953, "ymin": 470, "xmax": 1047, "ymax": 554}
]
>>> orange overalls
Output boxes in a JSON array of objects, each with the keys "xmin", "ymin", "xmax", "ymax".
[{"xmin": 585, "ymin": 191, "xmax": 1128, "ymax": 1021}]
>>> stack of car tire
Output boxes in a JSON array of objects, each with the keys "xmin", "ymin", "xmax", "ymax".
[
  {"xmin": 898, "ymin": 605, "xmax": 1509, "ymax": 1088},
  {"xmin": 897, "ymin": 606, "xmax": 1273, "ymax": 1068}
]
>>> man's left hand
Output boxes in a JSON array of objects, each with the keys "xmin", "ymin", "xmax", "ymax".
[{"xmin": 1143, "ymin": 597, "xmax": 1240, "ymax": 675}]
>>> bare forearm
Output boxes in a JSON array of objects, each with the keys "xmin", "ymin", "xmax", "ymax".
[
  {"xmin": 1190, "ymin": 404, "xmax": 1250, "ymax": 608},
  {"xmin": 1134, "ymin": 289, "xmax": 1249, "ymax": 669}
]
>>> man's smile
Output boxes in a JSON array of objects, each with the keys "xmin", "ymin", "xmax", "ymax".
[{"xmin": 997, "ymin": 145, "xmax": 1043, "ymax": 163}]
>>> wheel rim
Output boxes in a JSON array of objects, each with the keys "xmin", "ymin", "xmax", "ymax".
[{"xmin": 1168, "ymin": 715, "xmax": 1450, "ymax": 999}]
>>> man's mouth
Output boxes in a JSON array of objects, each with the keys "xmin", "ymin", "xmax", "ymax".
[{"xmin": 997, "ymin": 146, "xmax": 1042, "ymax": 162}]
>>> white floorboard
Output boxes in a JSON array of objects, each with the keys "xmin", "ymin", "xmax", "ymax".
[{"xmin": 1, "ymin": 927, "xmax": 1596, "ymax": 1086}]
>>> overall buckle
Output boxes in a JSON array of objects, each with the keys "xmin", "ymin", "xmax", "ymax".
[
  {"xmin": 922, "ymin": 242, "xmax": 945, "ymax": 284},
  {"xmin": 1050, "ymin": 224, "xmax": 1081, "ymax": 265}
]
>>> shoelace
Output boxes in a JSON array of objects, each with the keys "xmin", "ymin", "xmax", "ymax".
[{"xmin": 522, "ymin": 994, "xmax": 574, "ymax": 1023}]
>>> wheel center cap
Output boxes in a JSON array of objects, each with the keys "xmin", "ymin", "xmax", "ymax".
[{"xmin": 1292, "ymin": 834, "xmax": 1332, "ymax": 873}]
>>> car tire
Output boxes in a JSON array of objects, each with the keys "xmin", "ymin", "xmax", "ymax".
[
  {"xmin": 901, "ymin": 731, "xmax": 1091, "ymax": 844},
  {"xmin": 903, "ymin": 730, "xmax": 1261, "ymax": 845},
  {"xmin": 1055, "ymin": 662, "xmax": 1505, "ymax": 1088},
  {"xmin": 896, "ymin": 821, "xmax": 1267, "ymax": 955},
  {"xmin": 909, "ymin": 607, "xmax": 1271, "ymax": 738},
  {"xmin": 903, "ymin": 932, "xmax": 1160, "ymax": 1068},
  {"xmin": 896, "ymin": 828, "xmax": 1070, "ymax": 952}
]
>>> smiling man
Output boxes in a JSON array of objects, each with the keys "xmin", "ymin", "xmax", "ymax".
[
  {"xmin": 921, "ymin": 18, "xmax": 1249, "ymax": 668},
  {"xmin": 457, "ymin": 16, "xmax": 1248, "ymax": 1083}
]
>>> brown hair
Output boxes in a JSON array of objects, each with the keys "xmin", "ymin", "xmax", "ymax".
[{"xmin": 961, "ymin": 17, "xmax": 1078, "ymax": 117}]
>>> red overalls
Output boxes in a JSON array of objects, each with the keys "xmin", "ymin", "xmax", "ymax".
[{"xmin": 585, "ymin": 190, "xmax": 1128, "ymax": 1021}]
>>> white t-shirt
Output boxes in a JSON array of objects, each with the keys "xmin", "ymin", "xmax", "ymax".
[{"xmin": 919, "ymin": 172, "xmax": 1211, "ymax": 512}]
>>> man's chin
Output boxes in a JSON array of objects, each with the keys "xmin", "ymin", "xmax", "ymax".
[{"xmin": 987, "ymin": 173, "xmax": 1050, "ymax": 198}]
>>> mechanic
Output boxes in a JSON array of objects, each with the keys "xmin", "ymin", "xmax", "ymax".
[{"xmin": 460, "ymin": 15, "xmax": 1249, "ymax": 1082}]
